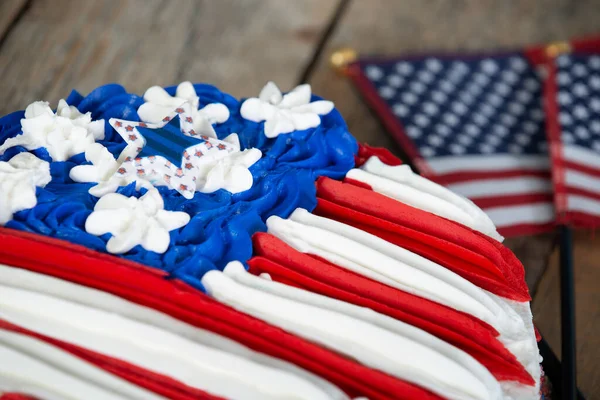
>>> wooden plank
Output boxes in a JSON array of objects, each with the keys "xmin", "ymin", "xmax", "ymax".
[
  {"xmin": 307, "ymin": 0, "xmax": 600, "ymax": 291},
  {"xmin": 0, "ymin": 0, "xmax": 338, "ymax": 115},
  {"xmin": 504, "ymin": 233, "xmax": 557, "ymax": 295},
  {"xmin": 0, "ymin": 0, "xmax": 27, "ymax": 42},
  {"xmin": 533, "ymin": 231, "xmax": 600, "ymax": 398}
]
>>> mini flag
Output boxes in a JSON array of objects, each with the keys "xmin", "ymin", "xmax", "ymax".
[
  {"xmin": 348, "ymin": 52, "xmax": 556, "ymax": 237},
  {"xmin": 544, "ymin": 47, "xmax": 600, "ymax": 227}
]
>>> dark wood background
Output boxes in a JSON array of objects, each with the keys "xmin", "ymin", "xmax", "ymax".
[{"xmin": 0, "ymin": 0, "xmax": 598, "ymax": 396}]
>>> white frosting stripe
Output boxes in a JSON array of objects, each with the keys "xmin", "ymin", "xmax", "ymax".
[
  {"xmin": 0, "ymin": 284, "xmax": 338, "ymax": 400},
  {"xmin": 347, "ymin": 156, "xmax": 503, "ymax": 241},
  {"xmin": 347, "ymin": 168, "xmax": 478, "ymax": 231},
  {"xmin": 203, "ymin": 265, "xmax": 495, "ymax": 400},
  {"xmin": 0, "ymin": 330, "xmax": 165, "ymax": 400},
  {"xmin": 266, "ymin": 209, "xmax": 542, "ymax": 398},
  {"xmin": 494, "ymin": 297, "xmax": 541, "ymax": 398},
  {"xmin": 284, "ymin": 209, "xmax": 532, "ymax": 340},
  {"xmin": 0, "ymin": 264, "xmax": 349, "ymax": 400},
  {"xmin": 345, "ymin": 157, "xmax": 541, "ymax": 392},
  {"xmin": 289, "ymin": 208, "xmax": 501, "ymax": 313},
  {"xmin": 223, "ymin": 261, "xmax": 503, "ymax": 399},
  {"xmin": 267, "ymin": 212, "xmax": 502, "ymax": 327}
]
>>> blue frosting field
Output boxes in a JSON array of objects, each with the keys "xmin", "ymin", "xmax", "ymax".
[{"xmin": 0, "ymin": 83, "xmax": 357, "ymax": 290}]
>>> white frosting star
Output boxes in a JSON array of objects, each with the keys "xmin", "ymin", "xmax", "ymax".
[
  {"xmin": 0, "ymin": 100, "xmax": 104, "ymax": 161},
  {"xmin": 85, "ymin": 188, "xmax": 190, "ymax": 254},
  {"xmin": 0, "ymin": 152, "xmax": 51, "ymax": 225},
  {"xmin": 69, "ymin": 143, "xmax": 152, "ymax": 197},
  {"xmin": 240, "ymin": 82, "xmax": 334, "ymax": 138},
  {"xmin": 137, "ymin": 81, "xmax": 229, "ymax": 139},
  {"xmin": 198, "ymin": 147, "xmax": 262, "ymax": 194}
]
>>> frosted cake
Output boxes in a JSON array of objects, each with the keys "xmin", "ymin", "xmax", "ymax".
[{"xmin": 0, "ymin": 81, "xmax": 541, "ymax": 400}]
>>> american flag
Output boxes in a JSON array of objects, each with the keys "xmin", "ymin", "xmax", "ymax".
[
  {"xmin": 544, "ymin": 51, "xmax": 600, "ymax": 227},
  {"xmin": 349, "ymin": 53, "xmax": 556, "ymax": 237}
]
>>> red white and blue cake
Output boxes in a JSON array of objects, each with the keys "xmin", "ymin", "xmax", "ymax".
[{"xmin": 0, "ymin": 81, "xmax": 541, "ymax": 400}]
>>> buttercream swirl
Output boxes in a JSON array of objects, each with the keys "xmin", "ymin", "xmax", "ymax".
[{"xmin": 0, "ymin": 83, "xmax": 357, "ymax": 291}]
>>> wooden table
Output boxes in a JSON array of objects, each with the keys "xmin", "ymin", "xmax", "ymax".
[{"xmin": 0, "ymin": 0, "xmax": 598, "ymax": 397}]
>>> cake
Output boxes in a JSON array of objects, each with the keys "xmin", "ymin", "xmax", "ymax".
[{"xmin": 0, "ymin": 81, "xmax": 542, "ymax": 400}]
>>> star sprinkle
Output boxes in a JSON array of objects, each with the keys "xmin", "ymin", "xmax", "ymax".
[
  {"xmin": 85, "ymin": 188, "xmax": 190, "ymax": 254},
  {"xmin": 109, "ymin": 102, "xmax": 238, "ymax": 199},
  {"xmin": 240, "ymin": 82, "xmax": 334, "ymax": 138},
  {"xmin": 137, "ymin": 81, "xmax": 229, "ymax": 139}
]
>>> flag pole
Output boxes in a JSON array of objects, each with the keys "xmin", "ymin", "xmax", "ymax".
[
  {"xmin": 559, "ymin": 224, "xmax": 577, "ymax": 400},
  {"xmin": 539, "ymin": 332, "xmax": 586, "ymax": 399},
  {"xmin": 546, "ymin": 41, "xmax": 578, "ymax": 400}
]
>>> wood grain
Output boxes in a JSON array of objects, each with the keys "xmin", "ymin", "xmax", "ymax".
[
  {"xmin": 0, "ymin": 0, "xmax": 27, "ymax": 42},
  {"xmin": 0, "ymin": 0, "xmax": 337, "ymax": 115},
  {"xmin": 504, "ymin": 233, "xmax": 557, "ymax": 295},
  {"xmin": 533, "ymin": 231, "xmax": 600, "ymax": 398}
]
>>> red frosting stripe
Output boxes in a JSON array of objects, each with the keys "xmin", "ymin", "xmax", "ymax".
[
  {"xmin": 355, "ymin": 143, "xmax": 403, "ymax": 167},
  {"xmin": 315, "ymin": 177, "xmax": 531, "ymax": 301},
  {"xmin": 251, "ymin": 233, "xmax": 534, "ymax": 385},
  {"xmin": 0, "ymin": 227, "xmax": 441, "ymax": 400},
  {"xmin": 0, "ymin": 319, "xmax": 223, "ymax": 400},
  {"xmin": 316, "ymin": 197, "xmax": 521, "ymax": 300},
  {"xmin": 339, "ymin": 175, "xmax": 528, "ymax": 294},
  {"xmin": 342, "ymin": 177, "xmax": 373, "ymax": 190},
  {"xmin": 0, "ymin": 395, "xmax": 38, "ymax": 400}
]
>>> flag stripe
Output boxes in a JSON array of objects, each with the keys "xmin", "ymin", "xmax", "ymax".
[
  {"xmin": 428, "ymin": 155, "xmax": 549, "ymax": 175},
  {"xmin": 483, "ymin": 203, "xmax": 555, "ymax": 228},
  {"xmin": 564, "ymin": 160, "xmax": 600, "ymax": 179},
  {"xmin": 497, "ymin": 222, "xmax": 556, "ymax": 238},
  {"xmin": 471, "ymin": 194, "xmax": 553, "ymax": 210},
  {"xmin": 447, "ymin": 176, "xmax": 552, "ymax": 199},
  {"xmin": 565, "ymin": 169, "xmax": 600, "ymax": 195},
  {"xmin": 564, "ymin": 186, "xmax": 600, "ymax": 202},
  {"xmin": 0, "ymin": 327, "xmax": 168, "ymax": 400},
  {"xmin": 567, "ymin": 194, "xmax": 600, "ymax": 215},
  {"xmin": 562, "ymin": 145, "xmax": 600, "ymax": 170},
  {"xmin": 434, "ymin": 169, "xmax": 550, "ymax": 185}
]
